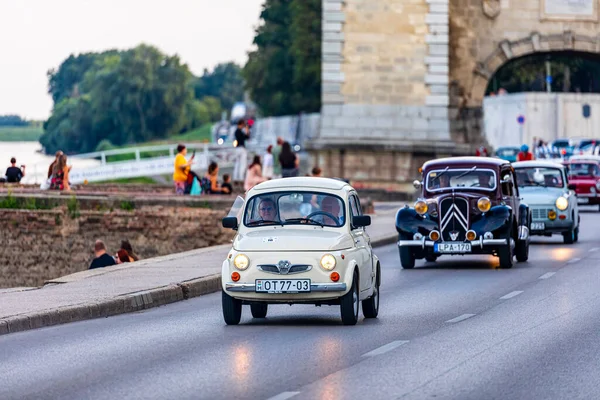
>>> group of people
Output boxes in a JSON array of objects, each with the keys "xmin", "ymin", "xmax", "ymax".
[
  {"xmin": 47, "ymin": 151, "xmax": 72, "ymax": 190},
  {"xmin": 172, "ymin": 144, "xmax": 232, "ymax": 195},
  {"xmin": 89, "ymin": 239, "xmax": 139, "ymax": 270}
]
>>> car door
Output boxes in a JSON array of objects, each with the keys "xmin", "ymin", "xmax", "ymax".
[{"xmin": 349, "ymin": 194, "xmax": 371, "ymax": 293}]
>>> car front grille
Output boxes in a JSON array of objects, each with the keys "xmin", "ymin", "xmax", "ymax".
[
  {"xmin": 256, "ymin": 264, "xmax": 312, "ymax": 275},
  {"xmin": 439, "ymin": 197, "xmax": 469, "ymax": 241},
  {"xmin": 531, "ymin": 207, "xmax": 553, "ymax": 220}
]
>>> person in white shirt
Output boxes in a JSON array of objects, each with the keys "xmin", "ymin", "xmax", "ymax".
[{"xmin": 262, "ymin": 145, "xmax": 274, "ymax": 180}]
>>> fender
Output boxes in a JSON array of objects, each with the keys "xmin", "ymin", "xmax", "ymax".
[
  {"xmin": 395, "ymin": 207, "xmax": 439, "ymax": 236},
  {"xmin": 471, "ymin": 205, "xmax": 512, "ymax": 236}
]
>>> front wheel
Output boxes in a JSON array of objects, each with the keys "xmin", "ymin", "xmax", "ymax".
[
  {"xmin": 498, "ymin": 240, "xmax": 514, "ymax": 269},
  {"xmin": 250, "ymin": 303, "xmax": 268, "ymax": 318},
  {"xmin": 399, "ymin": 247, "xmax": 415, "ymax": 269},
  {"xmin": 222, "ymin": 291, "xmax": 242, "ymax": 325},
  {"xmin": 563, "ymin": 229, "xmax": 575, "ymax": 244},
  {"xmin": 340, "ymin": 271, "xmax": 360, "ymax": 325},
  {"xmin": 515, "ymin": 239, "xmax": 529, "ymax": 262},
  {"xmin": 362, "ymin": 267, "xmax": 380, "ymax": 319},
  {"xmin": 574, "ymin": 226, "xmax": 579, "ymax": 242}
]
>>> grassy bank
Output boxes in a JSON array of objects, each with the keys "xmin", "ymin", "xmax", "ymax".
[{"xmin": 0, "ymin": 126, "xmax": 44, "ymax": 142}]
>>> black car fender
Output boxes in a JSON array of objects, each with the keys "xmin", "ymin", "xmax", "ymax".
[
  {"xmin": 395, "ymin": 207, "xmax": 439, "ymax": 237},
  {"xmin": 470, "ymin": 205, "xmax": 512, "ymax": 237},
  {"xmin": 518, "ymin": 203, "xmax": 530, "ymax": 228}
]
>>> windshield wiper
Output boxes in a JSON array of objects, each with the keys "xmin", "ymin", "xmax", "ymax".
[
  {"xmin": 246, "ymin": 219, "xmax": 282, "ymax": 226},
  {"xmin": 284, "ymin": 217, "xmax": 324, "ymax": 227},
  {"xmin": 454, "ymin": 166, "xmax": 477, "ymax": 180},
  {"xmin": 430, "ymin": 166, "xmax": 450, "ymax": 184}
]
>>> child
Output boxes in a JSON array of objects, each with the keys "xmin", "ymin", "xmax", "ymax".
[{"xmin": 221, "ymin": 174, "xmax": 233, "ymax": 194}]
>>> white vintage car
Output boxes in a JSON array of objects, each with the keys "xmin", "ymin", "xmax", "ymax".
[
  {"xmin": 513, "ymin": 161, "xmax": 580, "ymax": 244},
  {"xmin": 220, "ymin": 177, "xmax": 381, "ymax": 326}
]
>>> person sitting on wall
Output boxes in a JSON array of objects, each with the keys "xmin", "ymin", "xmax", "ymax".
[
  {"xmin": 5, "ymin": 157, "xmax": 26, "ymax": 183},
  {"xmin": 517, "ymin": 144, "xmax": 534, "ymax": 161},
  {"xmin": 221, "ymin": 174, "xmax": 233, "ymax": 194},
  {"xmin": 120, "ymin": 240, "xmax": 139, "ymax": 261},
  {"xmin": 89, "ymin": 240, "xmax": 117, "ymax": 270}
]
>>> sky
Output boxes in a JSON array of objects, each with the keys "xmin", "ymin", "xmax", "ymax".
[{"xmin": 0, "ymin": 0, "xmax": 265, "ymax": 120}]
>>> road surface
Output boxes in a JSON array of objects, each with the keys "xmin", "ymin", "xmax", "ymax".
[{"xmin": 2, "ymin": 208, "xmax": 600, "ymax": 400}]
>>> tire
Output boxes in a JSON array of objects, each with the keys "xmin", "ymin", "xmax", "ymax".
[
  {"xmin": 362, "ymin": 266, "xmax": 380, "ymax": 319},
  {"xmin": 222, "ymin": 290, "xmax": 242, "ymax": 325},
  {"xmin": 498, "ymin": 239, "xmax": 514, "ymax": 269},
  {"xmin": 250, "ymin": 303, "xmax": 268, "ymax": 318},
  {"xmin": 425, "ymin": 254, "xmax": 438, "ymax": 262},
  {"xmin": 563, "ymin": 229, "xmax": 575, "ymax": 244},
  {"xmin": 574, "ymin": 226, "xmax": 579, "ymax": 243},
  {"xmin": 340, "ymin": 271, "xmax": 360, "ymax": 325},
  {"xmin": 399, "ymin": 247, "xmax": 415, "ymax": 269},
  {"xmin": 515, "ymin": 239, "xmax": 529, "ymax": 262}
]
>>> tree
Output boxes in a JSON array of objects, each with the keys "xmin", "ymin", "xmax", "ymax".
[
  {"xmin": 243, "ymin": 0, "xmax": 321, "ymax": 116},
  {"xmin": 193, "ymin": 62, "xmax": 244, "ymax": 112},
  {"xmin": 0, "ymin": 115, "xmax": 28, "ymax": 126}
]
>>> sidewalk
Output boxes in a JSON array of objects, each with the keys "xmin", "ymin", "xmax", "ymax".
[{"xmin": 0, "ymin": 205, "xmax": 401, "ymax": 335}]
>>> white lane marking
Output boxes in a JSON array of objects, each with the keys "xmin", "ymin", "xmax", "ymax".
[
  {"xmin": 539, "ymin": 272, "xmax": 555, "ymax": 280},
  {"xmin": 589, "ymin": 248, "xmax": 599, "ymax": 252},
  {"xmin": 568, "ymin": 258, "xmax": 581, "ymax": 264},
  {"xmin": 446, "ymin": 314, "xmax": 476, "ymax": 323},
  {"xmin": 500, "ymin": 290, "xmax": 523, "ymax": 300},
  {"xmin": 362, "ymin": 340, "xmax": 409, "ymax": 357},
  {"xmin": 266, "ymin": 392, "xmax": 301, "ymax": 400}
]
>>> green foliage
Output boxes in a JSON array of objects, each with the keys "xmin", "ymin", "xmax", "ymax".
[
  {"xmin": 0, "ymin": 191, "xmax": 18, "ymax": 209},
  {"xmin": 487, "ymin": 51, "xmax": 600, "ymax": 94},
  {"xmin": 0, "ymin": 115, "xmax": 28, "ymax": 126},
  {"xmin": 96, "ymin": 176, "xmax": 157, "ymax": 184},
  {"xmin": 175, "ymin": 124, "xmax": 212, "ymax": 142},
  {"xmin": 193, "ymin": 63, "xmax": 245, "ymax": 112},
  {"xmin": 95, "ymin": 139, "xmax": 115, "ymax": 152},
  {"xmin": 0, "ymin": 193, "xmax": 51, "ymax": 210},
  {"xmin": 0, "ymin": 126, "xmax": 44, "ymax": 142},
  {"xmin": 67, "ymin": 195, "xmax": 80, "ymax": 218},
  {"xmin": 243, "ymin": 0, "xmax": 321, "ymax": 116},
  {"xmin": 119, "ymin": 200, "xmax": 135, "ymax": 211}
]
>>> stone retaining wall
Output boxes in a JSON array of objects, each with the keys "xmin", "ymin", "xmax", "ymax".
[{"xmin": 0, "ymin": 206, "xmax": 232, "ymax": 288}]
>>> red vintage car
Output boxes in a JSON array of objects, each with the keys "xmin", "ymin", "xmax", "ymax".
[{"xmin": 563, "ymin": 156, "xmax": 600, "ymax": 210}]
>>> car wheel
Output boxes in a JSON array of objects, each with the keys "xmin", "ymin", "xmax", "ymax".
[
  {"xmin": 340, "ymin": 271, "xmax": 359, "ymax": 325},
  {"xmin": 574, "ymin": 226, "xmax": 579, "ymax": 242},
  {"xmin": 222, "ymin": 290, "xmax": 242, "ymax": 325},
  {"xmin": 399, "ymin": 234, "xmax": 416, "ymax": 269},
  {"xmin": 250, "ymin": 303, "xmax": 268, "ymax": 318},
  {"xmin": 498, "ymin": 238, "xmax": 514, "ymax": 269},
  {"xmin": 425, "ymin": 254, "xmax": 438, "ymax": 262},
  {"xmin": 562, "ymin": 229, "xmax": 575, "ymax": 244},
  {"xmin": 515, "ymin": 238, "xmax": 529, "ymax": 262},
  {"xmin": 362, "ymin": 266, "xmax": 380, "ymax": 319}
]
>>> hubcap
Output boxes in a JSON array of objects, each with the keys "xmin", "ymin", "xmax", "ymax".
[
  {"xmin": 373, "ymin": 286, "xmax": 379, "ymax": 310},
  {"xmin": 353, "ymin": 286, "xmax": 359, "ymax": 316}
]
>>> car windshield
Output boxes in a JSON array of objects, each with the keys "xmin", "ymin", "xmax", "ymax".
[
  {"xmin": 426, "ymin": 168, "xmax": 497, "ymax": 191},
  {"xmin": 568, "ymin": 163, "xmax": 599, "ymax": 177},
  {"xmin": 497, "ymin": 148, "xmax": 519, "ymax": 157},
  {"xmin": 515, "ymin": 167, "xmax": 564, "ymax": 188},
  {"xmin": 243, "ymin": 191, "xmax": 346, "ymax": 228},
  {"xmin": 553, "ymin": 140, "xmax": 571, "ymax": 148}
]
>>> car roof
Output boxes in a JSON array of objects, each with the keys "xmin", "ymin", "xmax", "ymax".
[
  {"xmin": 248, "ymin": 177, "xmax": 351, "ymax": 193},
  {"xmin": 567, "ymin": 155, "xmax": 600, "ymax": 162},
  {"xmin": 512, "ymin": 161, "xmax": 566, "ymax": 169},
  {"xmin": 422, "ymin": 156, "xmax": 509, "ymax": 170}
]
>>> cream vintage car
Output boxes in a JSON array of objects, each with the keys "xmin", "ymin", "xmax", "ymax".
[{"xmin": 220, "ymin": 177, "xmax": 381, "ymax": 326}]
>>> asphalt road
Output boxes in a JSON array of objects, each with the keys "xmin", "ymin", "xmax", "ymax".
[{"xmin": 2, "ymin": 208, "xmax": 600, "ymax": 400}]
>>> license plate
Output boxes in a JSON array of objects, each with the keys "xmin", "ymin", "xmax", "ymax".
[
  {"xmin": 531, "ymin": 222, "xmax": 545, "ymax": 230},
  {"xmin": 578, "ymin": 197, "xmax": 589, "ymax": 204},
  {"xmin": 434, "ymin": 242, "xmax": 472, "ymax": 253},
  {"xmin": 255, "ymin": 279, "xmax": 311, "ymax": 293}
]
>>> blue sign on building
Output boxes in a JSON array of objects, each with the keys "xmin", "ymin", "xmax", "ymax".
[
  {"xmin": 583, "ymin": 104, "xmax": 591, "ymax": 118},
  {"xmin": 517, "ymin": 115, "xmax": 525, "ymax": 124}
]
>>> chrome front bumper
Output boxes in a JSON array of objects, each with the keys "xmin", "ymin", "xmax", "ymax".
[
  {"xmin": 398, "ymin": 237, "xmax": 508, "ymax": 249},
  {"xmin": 225, "ymin": 282, "xmax": 347, "ymax": 292}
]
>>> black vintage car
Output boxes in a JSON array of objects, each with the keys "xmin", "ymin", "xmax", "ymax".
[{"xmin": 396, "ymin": 157, "xmax": 531, "ymax": 269}]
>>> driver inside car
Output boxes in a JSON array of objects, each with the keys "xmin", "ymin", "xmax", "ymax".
[
  {"xmin": 477, "ymin": 172, "xmax": 493, "ymax": 188},
  {"xmin": 319, "ymin": 196, "xmax": 343, "ymax": 226},
  {"xmin": 257, "ymin": 198, "xmax": 278, "ymax": 222}
]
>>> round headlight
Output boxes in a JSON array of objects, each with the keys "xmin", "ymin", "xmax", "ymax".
[
  {"xmin": 414, "ymin": 200, "xmax": 428, "ymax": 215},
  {"xmin": 477, "ymin": 197, "xmax": 491, "ymax": 212},
  {"xmin": 320, "ymin": 254, "xmax": 336, "ymax": 271},
  {"xmin": 556, "ymin": 196, "xmax": 568, "ymax": 211},
  {"xmin": 233, "ymin": 254, "xmax": 249, "ymax": 270}
]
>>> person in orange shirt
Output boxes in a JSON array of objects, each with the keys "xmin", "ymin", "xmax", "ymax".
[{"xmin": 173, "ymin": 144, "xmax": 194, "ymax": 195}]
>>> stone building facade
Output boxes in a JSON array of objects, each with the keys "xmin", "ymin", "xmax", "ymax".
[{"xmin": 311, "ymin": 0, "xmax": 600, "ymax": 182}]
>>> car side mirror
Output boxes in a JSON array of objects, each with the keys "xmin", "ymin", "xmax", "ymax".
[
  {"xmin": 222, "ymin": 216, "xmax": 238, "ymax": 230},
  {"xmin": 568, "ymin": 183, "xmax": 576, "ymax": 190},
  {"xmin": 352, "ymin": 215, "xmax": 371, "ymax": 228},
  {"xmin": 413, "ymin": 180, "xmax": 422, "ymax": 190},
  {"xmin": 500, "ymin": 178, "xmax": 513, "ymax": 186}
]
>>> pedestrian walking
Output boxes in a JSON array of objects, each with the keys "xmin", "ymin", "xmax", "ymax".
[
  {"xmin": 279, "ymin": 141, "xmax": 299, "ymax": 178},
  {"xmin": 272, "ymin": 137, "xmax": 284, "ymax": 179},
  {"xmin": 233, "ymin": 119, "xmax": 250, "ymax": 183}
]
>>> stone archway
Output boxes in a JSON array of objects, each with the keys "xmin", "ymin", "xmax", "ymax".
[{"xmin": 470, "ymin": 31, "xmax": 600, "ymax": 104}]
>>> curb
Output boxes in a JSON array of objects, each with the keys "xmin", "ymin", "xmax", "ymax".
[{"xmin": 0, "ymin": 234, "xmax": 397, "ymax": 336}]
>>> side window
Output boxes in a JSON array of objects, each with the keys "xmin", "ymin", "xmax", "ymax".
[
  {"xmin": 501, "ymin": 169, "xmax": 513, "ymax": 196},
  {"xmin": 353, "ymin": 195, "xmax": 364, "ymax": 216},
  {"xmin": 349, "ymin": 196, "xmax": 360, "ymax": 229}
]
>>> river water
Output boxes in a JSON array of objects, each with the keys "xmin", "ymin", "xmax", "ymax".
[{"xmin": 0, "ymin": 142, "xmax": 99, "ymax": 184}]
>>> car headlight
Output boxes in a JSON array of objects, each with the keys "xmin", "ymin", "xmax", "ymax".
[
  {"xmin": 477, "ymin": 197, "xmax": 491, "ymax": 212},
  {"xmin": 414, "ymin": 200, "xmax": 428, "ymax": 215},
  {"xmin": 233, "ymin": 254, "xmax": 249, "ymax": 270},
  {"xmin": 555, "ymin": 196, "xmax": 568, "ymax": 211},
  {"xmin": 320, "ymin": 254, "xmax": 336, "ymax": 270}
]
